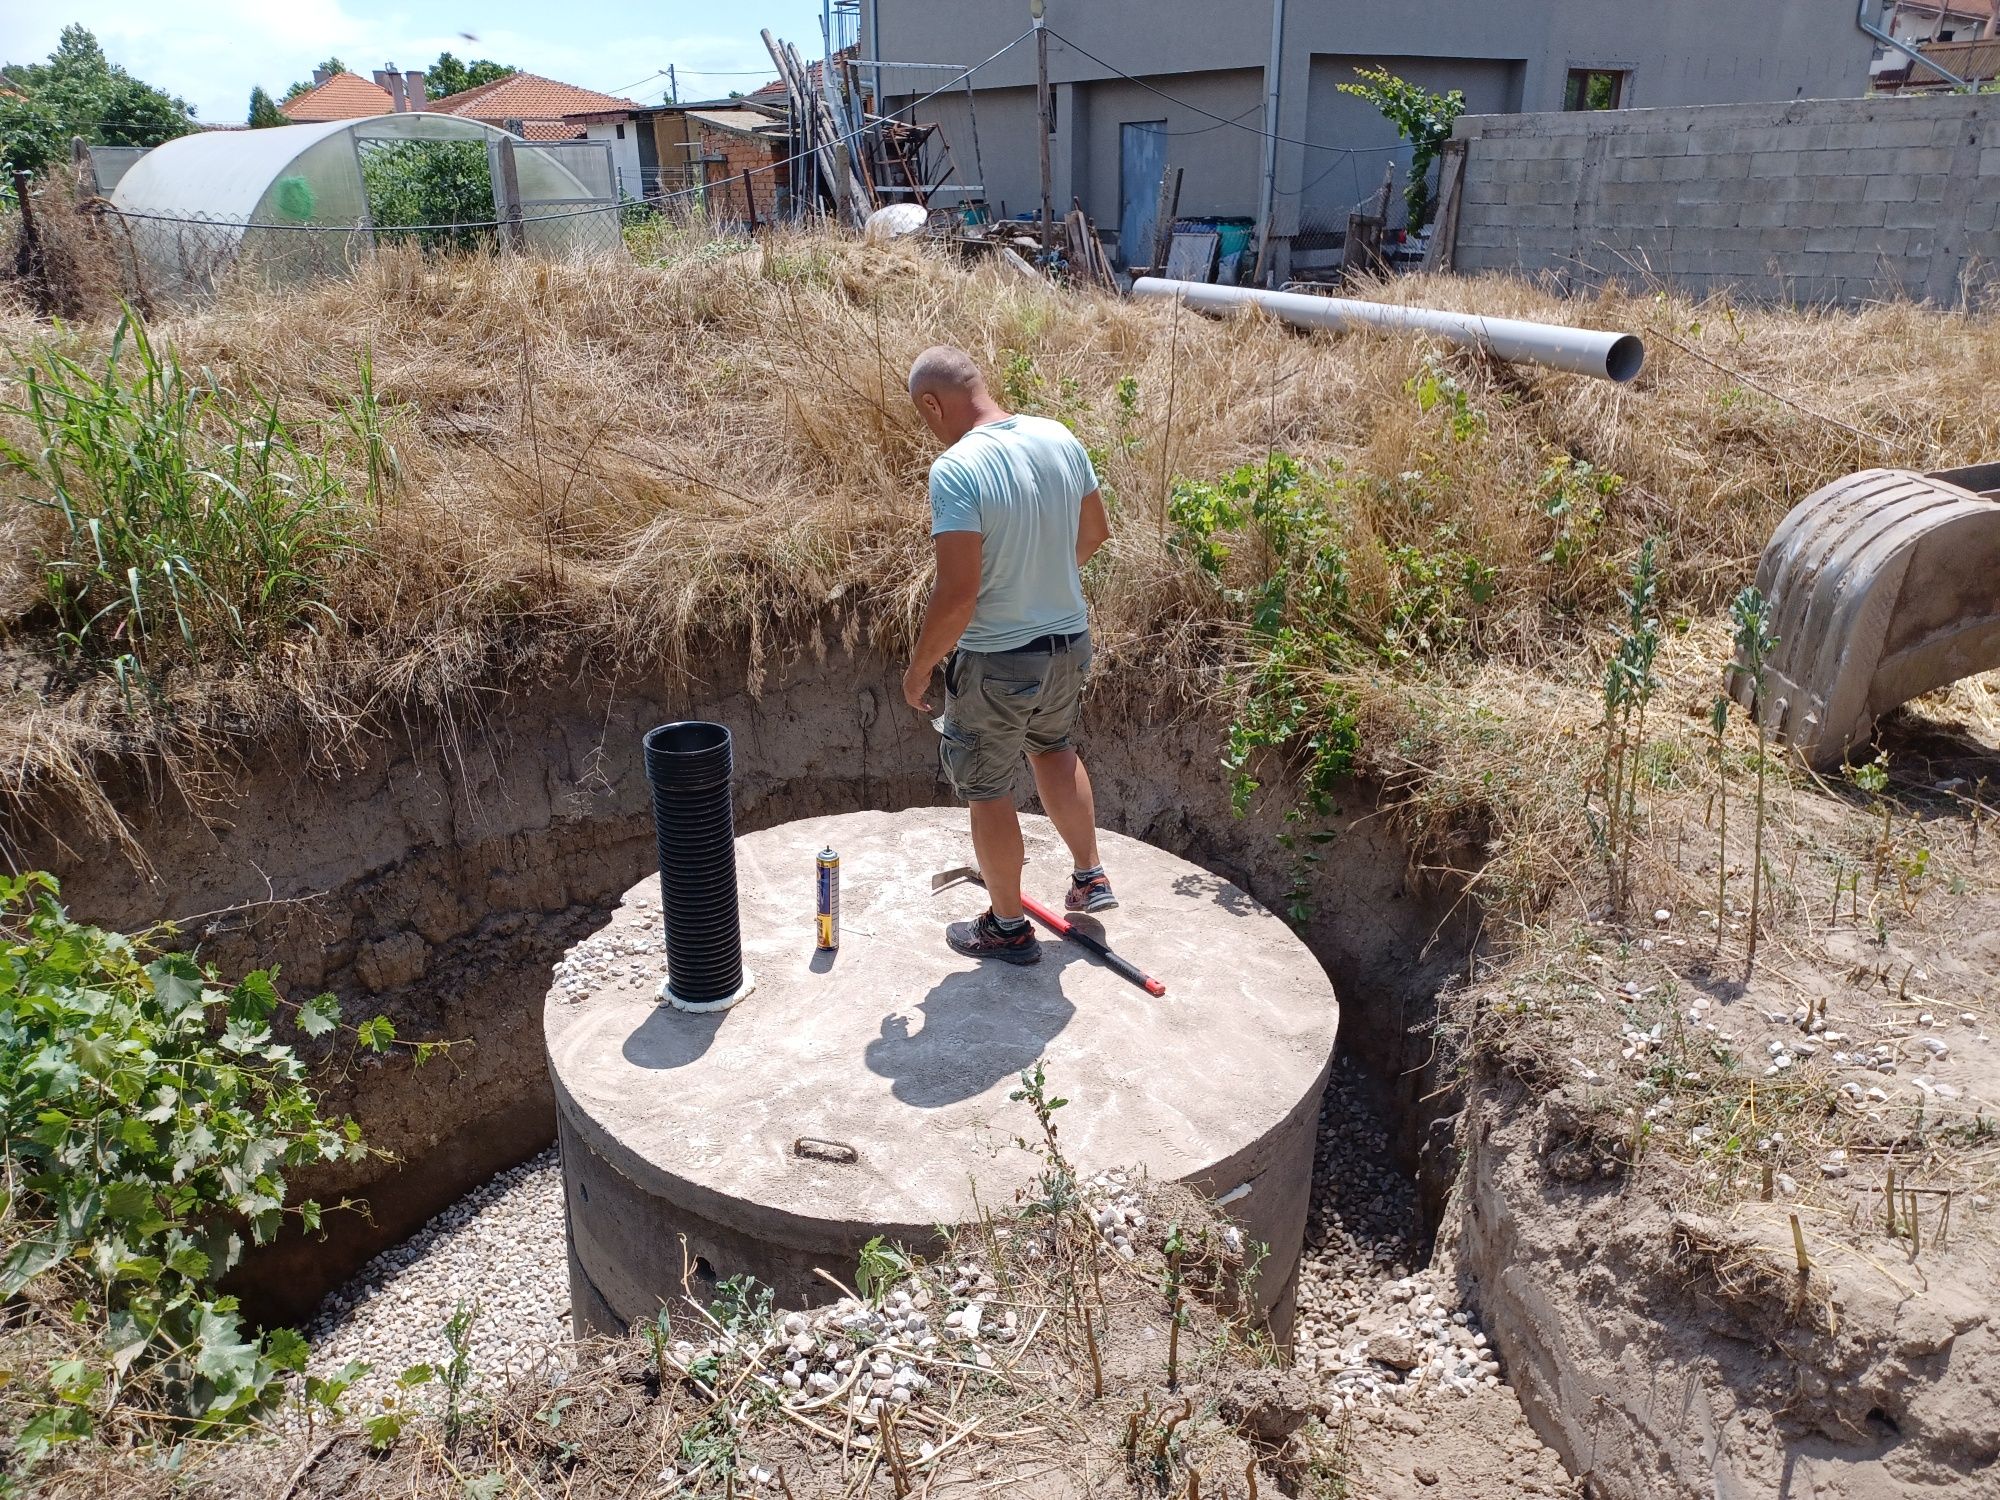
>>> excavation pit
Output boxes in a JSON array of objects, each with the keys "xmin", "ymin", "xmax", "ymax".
[{"xmin": 545, "ymin": 808, "xmax": 1340, "ymax": 1340}]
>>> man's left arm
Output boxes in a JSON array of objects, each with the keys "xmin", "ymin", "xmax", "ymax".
[{"xmin": 902, "ymin": 530, "xmax": 982, "ymax": 711}]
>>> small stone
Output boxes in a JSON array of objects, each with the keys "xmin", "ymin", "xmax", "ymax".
[
  {"xmin": 1365, "ymin": 1331, "xmax": 1421, "ymax": 1372},
  {"xmin": 1414, "ymin": 1464, "xmax": 1440, "ymax": 1486}
]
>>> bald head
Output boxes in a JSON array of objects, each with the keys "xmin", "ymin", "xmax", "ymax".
[
  {"xmin": 908, "ymin": 345, "xmax": 1003, "ymax": 445},
  {"xmin": 907, "ymin": 346, "xmax": 985, "ymax": 401}
]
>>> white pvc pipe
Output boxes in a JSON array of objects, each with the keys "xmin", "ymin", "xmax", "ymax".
[{"xmin": 1131, "ymin": 277, "xmax": 1646, "ymax": 384}]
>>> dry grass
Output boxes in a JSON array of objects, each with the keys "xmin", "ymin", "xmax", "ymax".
[
  {"xmin": 3, "ymin": 228, "xmax": 1997, "ymax": 848},
  {"xmin": 6, "ymin": 230, "xmax": 2000, "ymax": 1490}
]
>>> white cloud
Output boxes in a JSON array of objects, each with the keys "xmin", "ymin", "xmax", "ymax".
[{"xmin": 0, "ymin": 1, "xmax": 809, "ymax": 125}]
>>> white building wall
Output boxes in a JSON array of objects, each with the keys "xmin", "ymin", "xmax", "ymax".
[{"xmin": 583, "ymin": 121, "xmax": 645, "ymax": 201}]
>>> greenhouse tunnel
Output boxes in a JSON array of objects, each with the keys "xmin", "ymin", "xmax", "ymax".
[{"xmin": 109, "ymin": 115, "xmax": 621, "ymax": 291}]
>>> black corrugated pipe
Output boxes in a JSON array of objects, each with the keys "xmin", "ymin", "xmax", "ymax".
[{"xmin": 643, "ymin": 721, "xmax": 753, "ymax": 1012}]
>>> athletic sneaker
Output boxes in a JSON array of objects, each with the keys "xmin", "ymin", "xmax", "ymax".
[
  {"xmin": 1065, "ymin": 871, "xmax": 1119, "ymax": 914},
  {"xmin": 946, "ymin": 910, "xmax": 1042, "ymax": 965}
]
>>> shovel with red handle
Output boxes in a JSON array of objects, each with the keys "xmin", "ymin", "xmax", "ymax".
[{"xmin": 930, "ymin": 866, "xmax": 1167, "ymax": 997}]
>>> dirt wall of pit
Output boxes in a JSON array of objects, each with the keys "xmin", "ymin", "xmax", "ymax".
[{"xmin": 12, "ymin": 649, "xmax": 1467, "ymax": 1326}]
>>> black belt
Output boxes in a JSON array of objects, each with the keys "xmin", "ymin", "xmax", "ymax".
[{"xmin": 1008, "ymin": 630, "xmax": 1087, "ymax": 654}]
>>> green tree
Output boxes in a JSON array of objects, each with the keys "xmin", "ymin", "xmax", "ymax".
[
  {"xmin": 0, "ymin": 25, "xmax": 194, "ymax": 176},
  {"xmin": 426, "ymin": 51, "xmax": 518, "ymax": 100},
  {"xmin": 283, "ymin": 56, "xmax": 349, "ymax": 102},
  {"xmin": 1335, "ymin": 66, "xmax": 1466, "ymax": 233},
  {"xmin": 247, "ymin": 85, "xmax": 286, "ymax": 128}
]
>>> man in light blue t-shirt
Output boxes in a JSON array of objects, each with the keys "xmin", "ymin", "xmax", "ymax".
[{"xmin": 901, "ymin": 346, "xmax": 1116, "ymax": 966}]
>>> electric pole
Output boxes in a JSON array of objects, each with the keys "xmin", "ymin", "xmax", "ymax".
[
  {"xmin": 1033, "ymin": 0, "xmax": 1052, "ymax": 255},
  {"xmin": 668, "ymin": 64, "xmax": 678, "ymax": 104}
]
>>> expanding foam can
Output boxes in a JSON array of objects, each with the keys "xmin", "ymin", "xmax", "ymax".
[{"xmin": 815, "ymin": 847, "xmax": 840, "ymax": 950}]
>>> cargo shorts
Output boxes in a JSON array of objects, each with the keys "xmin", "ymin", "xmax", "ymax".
[{"xmin": 934, "ymin": 631, "xmax": 1093, "ymax": 802}]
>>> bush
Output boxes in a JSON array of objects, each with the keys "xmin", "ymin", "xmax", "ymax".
[
  {"xmin": 0, "ymin": 872, "xmax": 405, "ymax": 1476},
  {"xmin": 0, "ymin": 309, "xmax": 374, "ymax": 684},
  {"xmin": 359, "ymin": 139, "xmax": 497, "ymax": 255}
]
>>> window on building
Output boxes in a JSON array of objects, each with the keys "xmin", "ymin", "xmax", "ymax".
[
  {"xmin": 1564, "ymin": 69, "xmax": 1627, "ymax": 111},
  {"xmin": 615, "ymin": 123, "xmax": 626, "ymax": 139}
]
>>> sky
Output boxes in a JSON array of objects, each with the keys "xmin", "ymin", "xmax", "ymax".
[{"xmin": 1, "ymin": 0, "xmax": 833, "ymax": 124}]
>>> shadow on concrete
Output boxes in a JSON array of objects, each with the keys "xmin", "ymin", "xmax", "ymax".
[
  {"xmin": 620, "ymin": 1005, "xmax": 729, "ymax": 1071},
  {"xmin": 864, "ymin": 947, "xmax": 1084, "ymax": 1108},
  {"xmin": 1171, "ymin": 870, "xmax": 1257, "ymax": 916}
]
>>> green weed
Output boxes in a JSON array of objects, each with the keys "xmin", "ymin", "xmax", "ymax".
[{"xmin": 0, "ymin": 309, "xmax": 371, "ymax": 678}]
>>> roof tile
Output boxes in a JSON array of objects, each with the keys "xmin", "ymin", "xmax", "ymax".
[
  {"xmin": 429, "ymin": 72, "xmax": 635, "ymax": 127},
  {"xmin": 280, "ymin": 72, "xmax": 394, "ymax": 123}
]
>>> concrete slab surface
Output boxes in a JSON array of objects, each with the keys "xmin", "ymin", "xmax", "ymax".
[{"xmin": 545, "ymin": 808, "xmax": 1339, "ymax": 1325}]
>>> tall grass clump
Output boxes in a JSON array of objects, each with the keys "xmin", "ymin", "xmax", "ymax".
[{"xmin": 0, "ymin": 309, "xmax": 373, "ymax": 680}]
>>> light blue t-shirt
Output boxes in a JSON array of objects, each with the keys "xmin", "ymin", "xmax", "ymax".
[{"xmin": 929, "ymin": 414, "xmax": 1099, "ymax": 653}]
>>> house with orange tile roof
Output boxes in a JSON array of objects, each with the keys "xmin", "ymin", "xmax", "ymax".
[
  {"xmin": 279, "ymin": 70, "xmax": 395, "ymax": 123},
  {"xmin": 427, "ymin": 73, "xmax": 637, "ymax": 142}
]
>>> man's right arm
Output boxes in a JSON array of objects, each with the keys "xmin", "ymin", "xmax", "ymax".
[{"xmin": 1076, "ymin": 488, "xmax": 1110, "ymax": 568}]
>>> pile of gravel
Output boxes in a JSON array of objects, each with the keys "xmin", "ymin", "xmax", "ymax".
[
  {"xmin": 1290, "ymin": 1057, "xmax": 1502, "ymax": 1407},
  {"xmin": 304, "ymin": 1147, "xmax": 571, "ymax": 1411},
  {"xmin": 304, "ymin": 1059, "xmax": 1493, "ymax": 1421}
]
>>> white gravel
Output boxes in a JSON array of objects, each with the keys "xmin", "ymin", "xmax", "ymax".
[
  {"xmin": 304, "ymin": 1147, "xmax": 572, "ymax": 1410},
  {"xmin": 1291, "ymin": 1057, "xmax": 1503, "ymax": 1407},
  {"xmin": 301, "ymin": 1057, "xmax": 1501, "ymax": 1420}
]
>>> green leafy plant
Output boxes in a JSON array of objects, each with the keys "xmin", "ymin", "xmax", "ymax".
[
  {"xmin": 1170, "ymin": 457, "xmax": 1363, "ymax": 919},
  {"xmin": 1597, "ymin": 540, "xmax": 1663, "ymax": 913},
  {"xmin": 0, "ymin": 309, "xmax": 372, "ymax": 678},
  {"xmin": 1406, "ymin": 356, "xmax": 1484, "ymax": 442},
  {"xmin": 1536, "ymin": 454, "xmax": 1622, "ymax": 580},
  {"xmin": 439, "ymin": 1299, "xmax": 480, "ymax": 1448},
  {"xmin": 0, "ymin": 26, "xmax": 193, "ymax": 177},
  {"xmin": 1728, "ymin": 586, "xmax": 1779, "ymax": 966},
  {"xmin": 0, "ymin": 871, "xmax": 408, "ymax": 1469},
  {"xmin": 707, "ymin": 1274, "xmax": 774, "ymax": 1336},
  {"xmin": 358, "ymin": 138, "xmax": 498, "ymax": 255},
  {"xmin": 365, "ymin": 1362, "xmax": 440, "ymax": 1450},
  {"xmin": 1335, "ymin": 67, "xmax": 1467, "ymax": 231},
  {"xmin": 855, "ymin": 1235, "xmax": 914, "ymax": 1305},
  {"xmin": 1009, "ymin": 1061, "xmax": 1077, "ymax": 1218},
  {"xmin": 1161, "ymin": 1223, "xmax": 1187, "ymax": 1391}
]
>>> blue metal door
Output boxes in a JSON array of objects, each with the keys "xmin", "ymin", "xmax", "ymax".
[{"xmin": 1119, "ymin": 121, "xmax": 1167, "ymax": 269}]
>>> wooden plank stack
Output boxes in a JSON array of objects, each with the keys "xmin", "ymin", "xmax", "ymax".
[{"xmin": 761, "ymin": 30, "xmax": 871, "ymax": 228}]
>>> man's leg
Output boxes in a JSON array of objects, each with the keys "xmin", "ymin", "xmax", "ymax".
[
  {"xmin": 1026, "ymin": 747, "xmax": 1100, "ymax": 874},
  {"xmin": 967, "ymin": 795, "xmax": 1026, "ymax": 921}
]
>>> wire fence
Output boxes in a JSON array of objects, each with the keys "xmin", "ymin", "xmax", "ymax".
[{"xmin": 14, "ymin": 28, "xmax": 1452, "ymax": 304}]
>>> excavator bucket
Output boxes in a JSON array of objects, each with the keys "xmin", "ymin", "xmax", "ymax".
[{"xmin": 1735, "ymin": 461, "xmax": 2000, "ymax": 770}]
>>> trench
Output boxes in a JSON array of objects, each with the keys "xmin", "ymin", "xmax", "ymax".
[{"xmin": 26, "ymin": 646, "xmax": 1506, "ymax": 1466}]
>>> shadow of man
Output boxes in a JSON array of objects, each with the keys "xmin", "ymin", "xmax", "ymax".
[{"xmin": 864, "ymin": 947, "xmax": 1083, "ymax": 1108}]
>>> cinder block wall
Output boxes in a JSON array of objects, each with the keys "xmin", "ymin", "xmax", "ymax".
[{"xmin": 1447, "ymin": 94, "xmax": 2000, "ymax": 306}]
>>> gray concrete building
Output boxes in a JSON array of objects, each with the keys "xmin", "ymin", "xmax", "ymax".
[{"xmin": 862, "ymin": 0, "xmax": 1878, "ymax": 274}]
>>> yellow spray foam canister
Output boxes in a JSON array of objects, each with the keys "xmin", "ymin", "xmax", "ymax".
[{"xmin": 814, "ymin": 847, "xmax": 840, "ymax": 950}]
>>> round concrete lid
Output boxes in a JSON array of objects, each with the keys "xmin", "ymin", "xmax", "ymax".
[{"xmin": 544, "ymin": 809, "xmax": 1339, "ymax": 1247}]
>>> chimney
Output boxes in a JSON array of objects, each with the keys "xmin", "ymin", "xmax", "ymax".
[
  {"xmin": 404, "ymin": 71, "xmax": 427, "ymax": 111},
  {"xmin": 313, "ymin": 67, "xmax": 332, "ymax": 86},
  {"xmin": 374, "ymin": 69, "xmax": 407, "ymax": 111}
]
